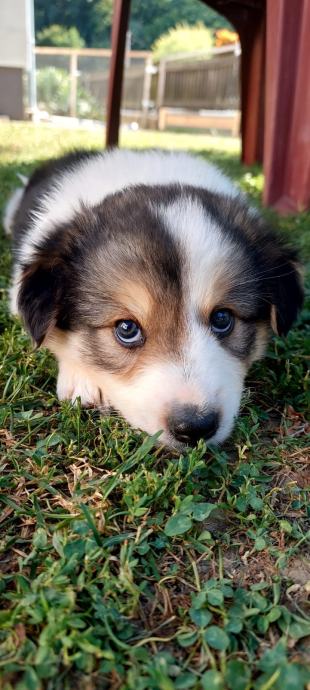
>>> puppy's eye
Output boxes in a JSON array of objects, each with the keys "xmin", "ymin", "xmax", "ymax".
[
  {"xmin": 114, "ymin": 320, "xmax": 144, "ymax": 347},
  {"xmin": 210, "ymin": 309, "xmax": 234, "ymax": 336}
]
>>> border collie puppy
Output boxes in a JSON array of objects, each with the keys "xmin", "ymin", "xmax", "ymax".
[{"xmin": 4, "ymin": 149, "xmax": 303, "ymax": 449}]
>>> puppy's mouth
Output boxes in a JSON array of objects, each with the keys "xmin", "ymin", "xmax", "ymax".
[{"xmin": 160, "ymin": 431, "xmax": 220, "ymax": 452}]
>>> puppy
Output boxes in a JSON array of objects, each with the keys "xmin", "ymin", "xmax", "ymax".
[{"xmin": 4, "ymin": 149, "xmax": 303, "ymax": 449}]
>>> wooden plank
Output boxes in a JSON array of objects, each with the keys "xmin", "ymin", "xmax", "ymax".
[
  {"xmin": 162, "ymin": 53, "xmax": 240, "ymax": 110},
  {"xmin": 158, "ymin": 107, "xmax": 240, "ymax": 135},
  {"xmin": 263, "ymin": 0, "xmax": 310, "ymax": 211},
  {"xmin": 69, "ymin": 52, "xmax": 78, "ymax": 118},
  {"xmin": 34, "ymin": 46, "xmax": 150, "ymax": 58},
  {"xmin": 105, "ymin": 0, "xmax": 131, "ymax": 147},
  {"xmin": 239, "ymin": 17, "xmax": 265, "ymax": 164},
  {"xmin": 282, "ymin": 0, "xmax": 310, "ymax": 212},
  {"xmin": 201, "ymin": 1, "xmax": 266, "ymax": 165}
]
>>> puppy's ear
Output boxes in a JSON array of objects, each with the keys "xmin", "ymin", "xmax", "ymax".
[
  {"xmin": 18, "ymin": 257, "xmax": 67, "ymax": 346},
  {"xmin": 268, "ymin": 251, "xmax": 304, "ymax": 337}
]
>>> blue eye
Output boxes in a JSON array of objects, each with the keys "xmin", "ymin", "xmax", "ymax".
[
  {"xmin": 210, "ymin": 309, "xmax": 234, "ymax": 336},
  {"xmin": 115, "ymin": 320, "xmax": 144, "ymax": 347}
]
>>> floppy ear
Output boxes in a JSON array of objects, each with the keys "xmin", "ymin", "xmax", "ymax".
[
  {"xmin": 268, "ymin": 252, "xmax": 304, "ymax": 337},
  {"xmin": 18, "ymin": 257, "xmax": 67, "ymax": 347}
]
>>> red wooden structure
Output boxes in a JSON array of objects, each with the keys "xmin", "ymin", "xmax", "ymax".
[{"xmin": 106, "ymin": 0, "xmax": 310, "ymax": 213}]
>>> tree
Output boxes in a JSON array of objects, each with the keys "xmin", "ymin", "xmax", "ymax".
[
  {"xmin": 34, "ymin": 0, "xmax": 113, "ymax": 48},
  {"xmin": 129, "ymin": 0, "xmax": 232, "ymax": 51},
  {"xmin": 152, "ymin": 23, "xmax": 213, "ymax": 60},
  {"xmin": 36, "ymin": 24, "xmax": 85, "ymax": 48},
  {"xmin": 34, "ymin": 0, "xmax": 232, "ymax": 50}
]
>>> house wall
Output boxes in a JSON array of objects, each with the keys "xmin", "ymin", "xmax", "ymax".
[{"xmin": 0, "ymin": 0, "xmax": 35, "ymax": 119}]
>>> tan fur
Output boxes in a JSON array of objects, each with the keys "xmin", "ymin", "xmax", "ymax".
[
  {"xmin": 199, "ymin": 267, "xmax": 239, "ymax": 317},
  {"xmin": 117, "ymin": 281, "xmax": 153, "ymax": 323},
  {"xmin": 246, "ymin": 323, "xmax": 269, "ymax": 365}
]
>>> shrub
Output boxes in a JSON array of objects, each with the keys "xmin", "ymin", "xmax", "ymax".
[
  {"xmin": 36, "ymin": 24, "xmax": 85, "ymax": 48},
  {"xmin": 36, "ymin": 66, "xmax": 100, "ymax": 119},
  {"xmin": 152, "ymin": 22, "xmax": 213, "ymax": 61}
]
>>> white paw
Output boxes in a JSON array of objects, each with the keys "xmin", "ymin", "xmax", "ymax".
[{"xmin": 56, "ymin": 367, "xmax": 103, "ymax": 407}]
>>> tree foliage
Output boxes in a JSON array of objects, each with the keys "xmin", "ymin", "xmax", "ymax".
[
  {"xmin": 34, "ymin": 0, "xmax": 231, "ymax": 50},
  {"xmin": 152, "ymin": 22, "xmax": 213, "ymax": 60},
  {"xmin": 36, "ymin": 66, "xmax": 100, "ymax": 118},
  {"xmin": 36, "ymin": 24, "xmax": 85, "ymax": 48},
  {"xmin": 34, "ymin": 0, "xmax": 113, "ymax": 49},
  {"xmin": 130, "ymin": 0, "xmax": 231, "ymax": 50}
]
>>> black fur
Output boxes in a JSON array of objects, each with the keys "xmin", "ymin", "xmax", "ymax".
[{"xmin": 19, "ymin": 261, "xmax": 65, "ymax": 346}]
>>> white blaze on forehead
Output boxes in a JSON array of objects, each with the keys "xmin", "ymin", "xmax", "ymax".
[
  {"xmin": 158, "ymin": 197, "xmax": 234, "ymax": 306},
  {"xmin": 181, "ymin": 320, "xmax": 245, "ymax": 442}
]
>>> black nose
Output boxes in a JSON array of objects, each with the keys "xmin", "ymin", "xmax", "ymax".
[{"xmin": 168, "ymin": 405, "xmax": 219, "ymax": 445}]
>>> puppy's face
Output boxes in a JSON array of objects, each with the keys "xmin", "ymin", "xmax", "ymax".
[{"xmin": 18, "ymin": 186, "xmax": 303, "ymax": 448}]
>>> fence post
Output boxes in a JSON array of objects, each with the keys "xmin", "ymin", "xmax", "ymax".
[
  {"xmin": 156, "ymin": 58, "xmax": 167, "ymax": 130},
  {"xmin": 156, "ymin": 58, "xmax": 167, "ymax": 108},
  {"xmin": 69, "ymin": 51, "xmax": 78, "ymax": 118},
  {"xmin": 141, "ymin": 56, "xmax": 154, "ymax": 128}
]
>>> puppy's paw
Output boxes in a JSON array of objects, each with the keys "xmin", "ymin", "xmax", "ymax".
[{"xmin": 57, "ymin": 367, "xmax": 103, "ymax": 407}]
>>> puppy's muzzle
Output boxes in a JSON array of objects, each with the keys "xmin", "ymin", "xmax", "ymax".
[{"xmin": 167, "ymin": 404, "xmax": 219, "ymax": 446}]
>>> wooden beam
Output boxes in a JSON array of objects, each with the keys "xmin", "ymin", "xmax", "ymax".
[
  {"xmin": 263, "ymin": 0, "xmax": 310, "ymax": 211},
  {"xmin": 201, "ymin": 1, "xmax": 266, "ymax": 165},
  {"xmin": 239, "ymin": 17, "xmax": 265, "ymax": 164},
  {"xmin": 105, "ymin": 0, "xmax": 131, "ymax": 147},
  {"xmin": 34, "ymin": 46, "xmax": 149, "ymax": 58}
]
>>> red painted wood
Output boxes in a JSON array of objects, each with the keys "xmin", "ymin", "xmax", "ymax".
[
  {"xmin": 201, "ymin": 1, "xmax": 266, "ymax": 164},
  {"xmin": 238, "ymin": 16, "xmax": 265, "ymax": 164},
  {"xmin": 106, "ymin": 0, "xmax": 131, "ymax": 147},
  {"xmin": 264, "ymin": 0, "xmax": 310, "ymax": 211}
]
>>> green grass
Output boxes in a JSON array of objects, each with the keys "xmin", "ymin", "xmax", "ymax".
[{"xmin": 0, "ymin": 122, "xmax": 309, "ymax": 690}]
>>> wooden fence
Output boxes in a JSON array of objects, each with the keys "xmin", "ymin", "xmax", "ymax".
[
  {"xmin": 156, "ymin": 52, "xmax": 240, "ymax": 110},
  {"xmin": 34, "ymin": 46, "xmax": 240, "ymax": 127},
  {"xmin": 34, "ymin": 47, "xmax": 150, "ymax": 119}
]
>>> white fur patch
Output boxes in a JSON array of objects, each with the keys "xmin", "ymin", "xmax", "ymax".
[
  {"xmin": 157, "ymin": 197, "xmax": 234, "ymax": 307},
  {"xmin": 9, "ymin": 268, "xmax": 20, "ymax": 315}
]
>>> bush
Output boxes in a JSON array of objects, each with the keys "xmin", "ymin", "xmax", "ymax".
[
  {"xmin": 152, "ymin": 22, "xmax": 213, "ymax": 61},
  {"xmin": 36, "ymin": 24, "xmax": 85, "ymax": 48},
  {"xmin": 36, "ymin": 67, "xmax": 100, "ymax": 119}
]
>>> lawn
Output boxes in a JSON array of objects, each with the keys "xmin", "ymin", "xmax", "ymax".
[{"xmin": 0, "ymin": 122, "xmax": 309, "ymax": 690}]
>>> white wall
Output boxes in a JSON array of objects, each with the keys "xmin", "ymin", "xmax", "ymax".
[{"xmin": 0, "ymin": 0, "xmax": 34, "ymax": 69}]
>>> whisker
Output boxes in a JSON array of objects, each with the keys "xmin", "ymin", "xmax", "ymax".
[{"xmin": 232, "ymin": 267, "xmax": 298, "ymax": 288}]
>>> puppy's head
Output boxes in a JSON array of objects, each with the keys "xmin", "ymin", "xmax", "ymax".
[{"xmin": 18, "ymin": 186, "xmax": 303, "ymax": 448}]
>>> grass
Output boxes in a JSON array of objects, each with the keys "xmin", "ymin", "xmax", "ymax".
[{"xmin": 0, "ymin": 122, "xmax": 309, "ymax": 690}]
